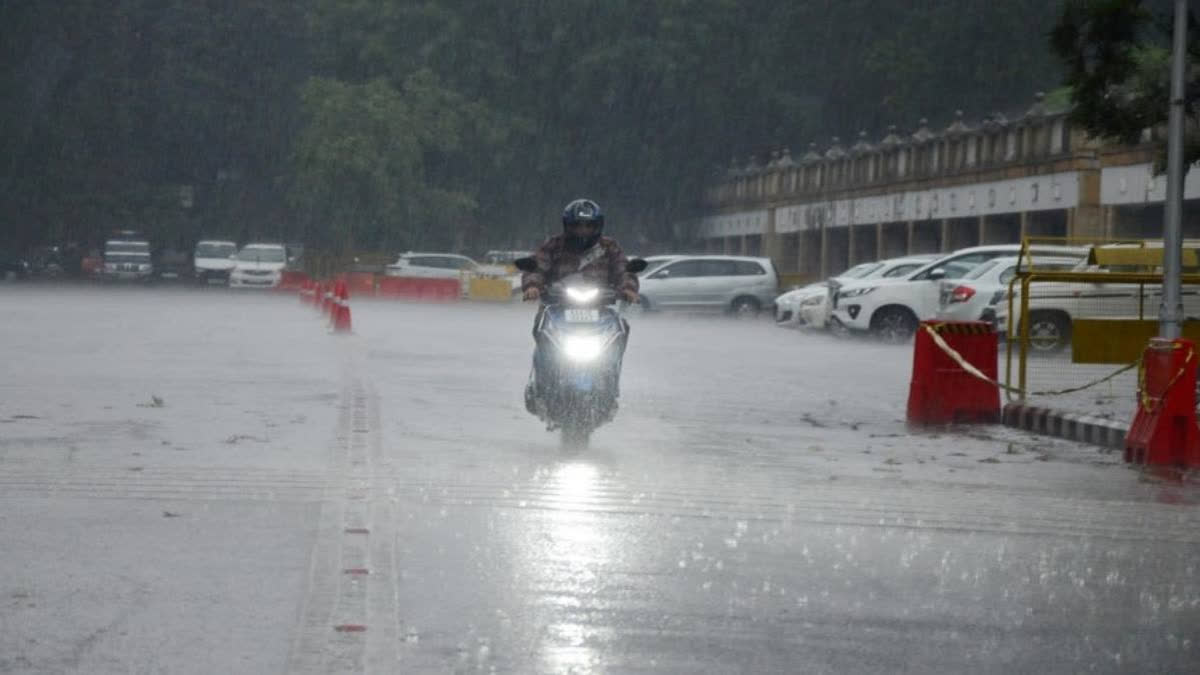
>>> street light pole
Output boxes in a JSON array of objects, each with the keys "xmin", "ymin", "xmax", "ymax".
[{"xmin": 1161, "ymin": 0, "xmax": 1189, "ymax": 339}]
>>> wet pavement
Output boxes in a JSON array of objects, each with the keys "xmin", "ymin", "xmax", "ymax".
[{"xmin": 0, "ymin": 285, "xmax": 1197, "ymax": 673}]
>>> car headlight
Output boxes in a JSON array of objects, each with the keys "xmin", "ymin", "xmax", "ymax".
[
  {"xmin": 563, "ymin": 335, "xmax": 606, "ymax": 361},
  {"xmin": 838, "ymin": 286, "xmax": 876, "ymax": 299}
]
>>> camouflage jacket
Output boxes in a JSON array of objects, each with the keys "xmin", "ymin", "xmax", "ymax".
[{"xmin": 520, "ymin": 235, "xmax": 639, "ymax": 297}]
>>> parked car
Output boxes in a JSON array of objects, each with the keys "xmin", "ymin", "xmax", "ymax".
[
  {"xmin": 830, "ymin": 244, "xmax": 1087, "ymax": 342},
  {"xmin": 935, "ymin": 255, "xmax": 1083, "ymax": 331},
  {"xmin": 154, "ymin": 247, "xmax": 192, "ymax": 282},
  {"xmin": 27, "ymin": 245, "xmax": 66, "ymax": 278},
  {"xmin": 229, "ymin": 243, "xmax": 287, "ymax": 288},
  {"xmin": 101, "ymin": 237, "xmax": 154, "ymax": 282},
  {"xmin": 385, "ymin": 252, "xmax": 480, "ymax": 278},
  {"xmin": 775, "ymin": 254, "xmax": 939, "ymax": 329},
  {"xmin": 193, "ymin": 240, "xmax": 238, "ymax": 285},
  {"xmin": 636, "ymin": 255, "xmax": 779, "ymax": 315},
  {"xmin": 992, "ymin": 247, "xmax": 1200, "ymax": 352}
]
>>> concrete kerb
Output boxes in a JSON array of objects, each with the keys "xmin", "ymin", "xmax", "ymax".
[{"xmin": 1003, "ymin": 402, "xmax": 1127, "ymax": 451}]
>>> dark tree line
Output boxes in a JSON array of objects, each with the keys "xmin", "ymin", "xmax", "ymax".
[{"xmin": 2, "ymin": 0, "xmax": 1065, "ymax": 256}]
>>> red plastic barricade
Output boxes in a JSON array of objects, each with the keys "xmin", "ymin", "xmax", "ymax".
[
  {"xmin": 907, "ymin": 320, "xmax": 1000, "ymax": 426},
  {"xmin": 339, "ymin": 272, "xmax": 377, "ymax": 298},
  {"xmin": 1124, "ymin": 337, "xmax": 1200, "ymax": 469},
  {"xmin": 277, "ymin": 270, "xmax": 310, "ymax": 291},
  {"xmin": 376, "ymin": 276, "xmax": 461, "ymax": 301}
]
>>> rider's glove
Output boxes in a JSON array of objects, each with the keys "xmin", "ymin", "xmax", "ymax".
[
  {"xmin": 621, "ymin": 289, "xmax": 639, "ymax": 304},
  {"xmin": 523, "ymin": 287, "xmax": 541, "ymax": 302}
]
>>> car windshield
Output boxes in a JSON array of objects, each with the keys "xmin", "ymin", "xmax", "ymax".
[
  {"xmin": 196, "ymin": 242, "xmax": 236, "ymax": 258},
  {"xmin": 964, "ymin": 259, "xmax": 1004, "ymax": 280},
  {"xmin": 105, "ymin": 241, "xmax": 150, "ymax": 254},
  {"xmin": 237, "ymin": 247, "xmax": 285, "ymax": 263},
  {"xmin": 840, "ymin": 262, "xmax": 883, "ymax": 279}
]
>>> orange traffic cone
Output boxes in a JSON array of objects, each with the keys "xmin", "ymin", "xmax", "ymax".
[{"xmin": 332, "ymin": 280, "xmax": 352, "ymax": 333}]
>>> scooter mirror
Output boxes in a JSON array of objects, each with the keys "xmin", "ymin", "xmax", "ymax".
[
  {"xmin": 626, "ymin": 258, "xmax": 648, "ymax": 274},
  {"xmin": 514, "ymin": 257, "xmax": 538, "ymax": 273}
]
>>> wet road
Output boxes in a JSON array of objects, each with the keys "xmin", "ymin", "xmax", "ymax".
[{"xmin": 1, "ymin": 286, "xmax": 1198, "ymax": 673}]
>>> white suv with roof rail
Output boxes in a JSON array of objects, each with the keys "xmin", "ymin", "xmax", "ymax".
[
  {"xmin": 636, "ymin": 255, "xmax": 779, "ymax": 315},
  {"xmin": 830, "ymin": 244, "xmax": 1087, "ymax": 341}
]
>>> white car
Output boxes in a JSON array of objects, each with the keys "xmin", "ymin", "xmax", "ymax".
[
  {"xmin": 992, "ymin": 252, "xmax": 1200, "ymax": 352},
  {"xmin": 935, "ymin": 255, "xmax": 1083, "ymax": 330},
  {"xmin": 774, "ymin": 255, "xmax": 938, "ymax": 329},
  {"xmin": 229, "ymin": 243, "xmax": 287, "ymax": 289},
  {"xmin": 637, "ymin": 255, "xmax": 779, "ymax": 315},
  {"xmin": 385, "ymin": 252, "xmax": 480, "ymax": 278},
  {"xmin": 193, "ymin": 239, "xmax": 238, "ymax": 285},
  {"xmin": 830, "ymin": 244, "xmax": 1087, "ymax": 342}
]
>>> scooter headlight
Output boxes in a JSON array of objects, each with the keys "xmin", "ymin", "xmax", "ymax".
[
  {"xmin": 563, "ymin": 335, "xmax": 605, "ymax": 361},
  {"xmin": 566, "ymin": 286, "xmax": 600, "ymax": 303}
]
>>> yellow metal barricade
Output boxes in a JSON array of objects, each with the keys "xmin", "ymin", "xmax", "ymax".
[
  {"xmin": 1004, "ymin": 237, "xmax": 1200, "ymax": 417},
  {"xmin": 468, "ymin": 276, "xmax": 516, "ymax": 301}
]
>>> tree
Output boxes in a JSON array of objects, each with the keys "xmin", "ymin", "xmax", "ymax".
[{"xmin": 1050, "ymin": 0, "xmax": 1200, "ymax": 168}]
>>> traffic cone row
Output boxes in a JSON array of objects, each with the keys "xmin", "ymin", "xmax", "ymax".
[{"xmin": 299, "ymin": 278, "xmax": 351, "ymax": 334}]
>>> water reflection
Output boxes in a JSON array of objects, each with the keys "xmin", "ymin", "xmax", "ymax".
[{"xmin": 537, "ymin": 461, "xmax": 613, "ymax": 674}]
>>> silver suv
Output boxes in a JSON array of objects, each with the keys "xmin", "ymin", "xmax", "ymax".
[{"xmin": 637, "ymin": 255, "xmax": 779, "ymax": 315}]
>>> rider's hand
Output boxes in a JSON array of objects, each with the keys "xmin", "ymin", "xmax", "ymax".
[
  {"xmin": 523, "ymin": 287, "xmax": 541, "ymax": 302},
  {"xmin": 621, "ymin": 289, "xmax": 639, "ymax": 304}
]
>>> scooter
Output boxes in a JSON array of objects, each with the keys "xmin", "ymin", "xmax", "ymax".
[{"xmin": 515, "ymin": 257, "xmax": 647, "ymax": 449}]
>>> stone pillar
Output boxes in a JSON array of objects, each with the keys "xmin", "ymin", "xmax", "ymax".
[
  {"xmin": 906, "ymin": 220, "xmax": 915, "ymax": 254},
  {"xmin": 1073, "ymin": 166, "xmax": 1104, "ymax": 239},
  {"xmin": 1019, "ymin": 211, "xmax": 1030, "ymax": 242},
  {"xmin": 940, "ymin": 219, "xmax": 951, "ymax": 252},
  {"xmin": 763, "ymin": 208, "xmax": 780, "ymax": 262},
  {"xmin": 847, "ymin": 223, "xmax": 856, "ymax": 264},
  {"xmin": 820, "ymin": 226, "xmax": 830, "ymax": 279},
  {"xmin": 978, "ymin": 215, "xmax": 987, "ymax": 244},
  {"xmin": 740, "ymin": 235, "xmax": 749, "ymax": 255},
  {"xmin": 876, "ymin": 223, "xmax": 884, "ymax": 261},
  {"xmin": 1103, "ymin": 205, "xmax": 1117, "ymax": 238}
]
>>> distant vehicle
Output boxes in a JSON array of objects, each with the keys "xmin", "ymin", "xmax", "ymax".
[
  {"xmin": 193, "ymin": 240, "xmax": 238, "ymax": 285},
  {"xmin": 154, "ymin": 247, "xmax": 192, "ymax": 282},
  {"xmin": 229, "ymin": 243, "xmax": 287, "ymax": 288},
  {"xmin": 27, "ymin": 245, "xmax": 66, "ymax": 278},
  {"xmin": 385, "ymin": 252, "xmax": 481, "ymax": 279},
  {"xmin": 101, "ymin": 237, "xmax": 154, "ymax": 282},
  {"xmin": 830, "ymin": 244, "xmax": 1088, "ymax": 342},
  {"xmin": 935, "ymin": 255, "xmax": 1081, "ymax": 331},
  {"xmin": 774, "ymin": 254, "xmax": 938, "ymax": 329},
  {"xmin": 636, "ymin": 255, "xmax": 779, "ymax": 315}
]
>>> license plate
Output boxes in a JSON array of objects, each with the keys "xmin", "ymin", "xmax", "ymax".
[{"xmin": 565, "ymin": 309, "xmax": 600, "ymax": 322}]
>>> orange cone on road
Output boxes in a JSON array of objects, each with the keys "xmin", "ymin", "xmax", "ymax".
[{"xmin": 332, "ymin": 280, "xmax": 352, "ymax": 334}]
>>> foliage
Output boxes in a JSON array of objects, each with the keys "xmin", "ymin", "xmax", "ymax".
[{"xmin": 2, "ymin": 0, "xmax": 1067, "ymax": 255}]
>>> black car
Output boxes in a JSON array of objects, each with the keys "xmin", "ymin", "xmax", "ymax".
[{"xmin": 154, "ymin": 247, "xmax": 192, "ymax": 282}]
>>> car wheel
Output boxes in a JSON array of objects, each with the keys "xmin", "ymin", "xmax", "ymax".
[
  {"xmin": 1027, "ymin": 311, "xmax": 1070, "ymax": 353},
  {"xmin": 730, "ymin": 296, "xmax": 761, "ymax": 318},
  {"xmin": 872, "ymin": 306, "xmax": 917, "ymax": 343}
]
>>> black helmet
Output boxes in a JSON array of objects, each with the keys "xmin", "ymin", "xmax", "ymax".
[{"xmin": 562, "ymin": 198, "xmax": 604, "ymax": 250}]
